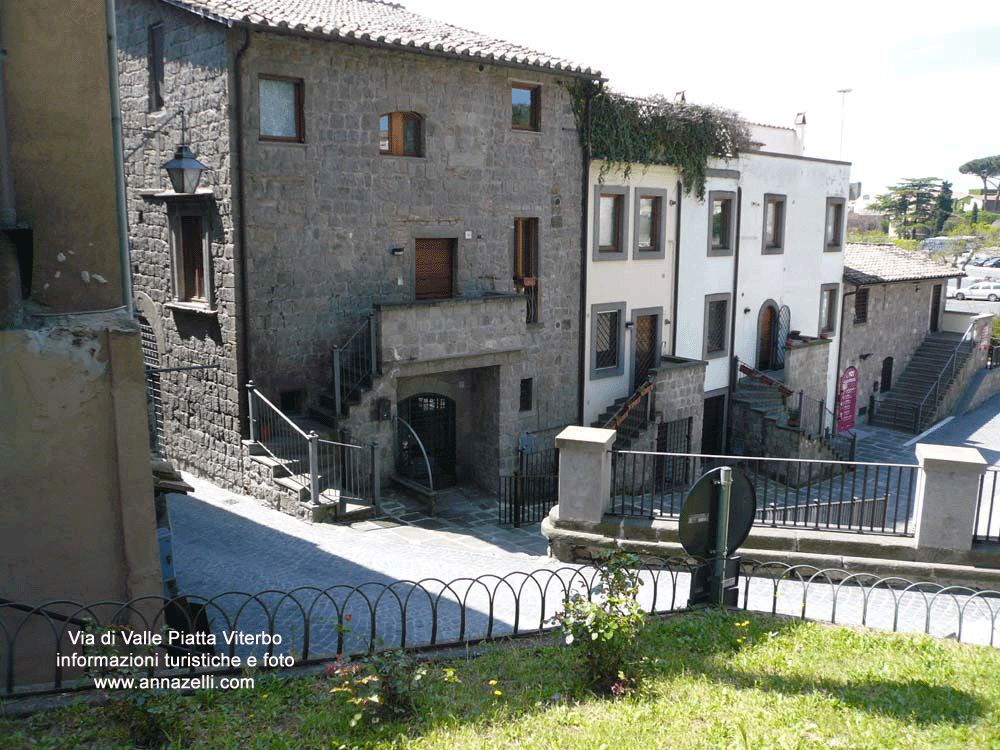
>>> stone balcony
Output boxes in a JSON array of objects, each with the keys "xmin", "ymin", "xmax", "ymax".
[{"xmin": 377, "ymin": 292, "xmax": 527, "ymax": 366}]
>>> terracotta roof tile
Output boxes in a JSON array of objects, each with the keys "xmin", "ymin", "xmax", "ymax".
[
  {"xmin": 160, "ymin": 0, "xmax": 599, "ymax": 75},
  {"xmin": 844, "ymin": 243, "xmax": 964, "ymax": 285}
]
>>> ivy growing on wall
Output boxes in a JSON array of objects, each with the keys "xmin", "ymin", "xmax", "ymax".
[{"xmin": 569, "ymin": 82, "xmax": 752, "ymax": 200}]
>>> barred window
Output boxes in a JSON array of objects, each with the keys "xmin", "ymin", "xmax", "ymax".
[
  {"xmin": 704, "ymin": 295, "xmax": 729, "ymax": 357},
  {"xmin": 595, "ymin": 310, "xmax": 619, "ymax": 369},
  {"xmin": 854, "ymin": 287, "xmax": 870, "ymax": 324}
]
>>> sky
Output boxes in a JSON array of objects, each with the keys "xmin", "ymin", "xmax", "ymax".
[{"xmin": 403, "ymin": 0, "xmax": 1000, "ymax": 200}]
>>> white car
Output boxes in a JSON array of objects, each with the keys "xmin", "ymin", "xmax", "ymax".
[{"xmin": 954, "ymin": 281, "xmax": 1000, "ymax": 301}]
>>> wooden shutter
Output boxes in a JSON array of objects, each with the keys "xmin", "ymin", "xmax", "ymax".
[{"xmin": 415, "ymin": 238, "xmax": 453, "ymax": 299}]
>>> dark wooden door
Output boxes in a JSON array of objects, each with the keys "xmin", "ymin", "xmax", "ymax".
[
  {"xmin": 415, "ymin": 238, "xmax": 454, "ymax": 300},
  {"xmin": 701, "ymin": 394, "xmax": 726, "ymax": 455},
  {"xmin": 758, "ymin": 305, "xmax": 776, "ymax": 370},
  {"xmin": 880, "ymin": 357, "xmax": 893, "ymax": 393},
  {"xmin": 633, "ymin": 314, "xmax": 657, "ymax": 390},
  {"xmin": 930, "ymin": 284, "xmax": 942, "ymax": 332}
]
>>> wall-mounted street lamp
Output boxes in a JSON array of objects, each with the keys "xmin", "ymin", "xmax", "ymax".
[{"xmin": 162, "ymin": 144, "xmax": 207, "ymax": 193}]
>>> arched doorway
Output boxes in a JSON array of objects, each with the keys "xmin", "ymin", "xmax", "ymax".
[
  {"xmin": 880, "ymin": 357, "xmax": 893, "ymax": 393},
  {"xmin": 757, "ymin": 303, "xmax": 778, "ymax": 371},
  {"xmin": 397, "ymin": 393, "xmax": 457, "ymax": 488}
]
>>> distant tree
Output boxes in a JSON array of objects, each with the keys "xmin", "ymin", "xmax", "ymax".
[
  {"xmin": 869, "ymin": 177, "xmax": 943, "ymax": 239},
  {"xmin": 959, "ymin": 155, "xmax": 1000, "ymax": 208},
  {"xmin": 972, "ymin": 203, "xmax": 979, "ymax": 224},
  {"xmin": 934, "ymin": 181, "xmax": 953, "ymax": 234}
]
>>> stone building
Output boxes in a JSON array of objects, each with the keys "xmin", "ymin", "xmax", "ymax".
[
  {"xmin": 837, "ymin": 243, "xmax": 982, "ymax": 433},
  {"xmin": 116, "ymin": 0, "xmax": 599, "ymax": 506}
]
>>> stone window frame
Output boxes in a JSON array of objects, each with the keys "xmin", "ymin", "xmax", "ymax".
[
  {"xmin": 703, "ymin": 292, "xmax": 731, "ymax": 359},
  {"xmin": 818, "ymin": 282, "xmax": 839, "ymax": 335},
  {"xmin": 854, "ymin": 287, "xmax": 870, "ymax": 325},
  {"xmin": 592, "ymin": 185, "xmax": 629, "ymax": 261},
  {"xmin": 166, "ymin": 200, "xmax": 214, "ymax": 310},
  {"xmin": 590, "ymin": 301, "xmax": 626, "ymax": 380},
  {"xmin": 147, "ymin": 22, "xmax": 165, "ymax": 113},
  {"xmin": 761, "ymin": 193, "xmax": 786, "ymax": 255},
  {"xmin": 511, "ymin": 82, "xmax": 541, "ymax": 131},
  {"xmin": 514, "ymin": 217, "xmax": 540, "ymax": 324},
  {"xmin": 708, "ymin": 191, "xmax": 736, "ymax": 256},
  {"xmin": 258, "ymin": 74, "xmax": 305, "ymax": 143},
  {"xmin": 825, "ymin": 197, "xmax": 846, "ymax": 252},
  {"xmin": 379, "ymin": 111, "xmax": 423, "ymax": 157},
  {"xmin": 632, "ymin": 188, "xmax": 668, "ymax": 259}
]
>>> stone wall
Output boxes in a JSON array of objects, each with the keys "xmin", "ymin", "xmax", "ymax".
[
  {"xmin": 653, "ymin": 357, "xmax": 707, "ymax": 452},
  {"xmin": 784, "ymin": 338, "xmax": 832, "ymax": 434},
  {"xmin": 117, "ymin": 0, "xmax": 243, "ymax": 488},
  {"xmin": 839, "ymin": 281, "xmax": 948, "ymax": 423}
]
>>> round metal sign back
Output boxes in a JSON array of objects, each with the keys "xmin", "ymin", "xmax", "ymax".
[{"xmin": 678, "ymin": 467, "xmax": 756, "ymax": 558}]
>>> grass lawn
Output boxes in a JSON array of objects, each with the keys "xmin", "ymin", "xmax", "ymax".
[{"xmin": 3, "ymin": 609, "xmax": 999, "ymax": 749}]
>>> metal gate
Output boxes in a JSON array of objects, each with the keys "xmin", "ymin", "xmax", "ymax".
[
  {"xmin": 498, "ymin": 443, "xmax": 559, "ymax": 526},
  {"xmin": 138, "ymin": 315, "xmax": 165, "ymax": 457},
  {"xmin": 774, "ymin": 305, "xmax": 791, "ymax": 368},
  {"xmin": 654, "ymin": 416, "xmax": 693, "ymax": 490},
  {"xmin": 397, "ymin": 393, "xmax": 456, "ymax": 488}
]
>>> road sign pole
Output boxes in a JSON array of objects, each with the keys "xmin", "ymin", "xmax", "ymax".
[{"xmin": 714, "ymin": 466, "xmax": 733, "ymax": 605}]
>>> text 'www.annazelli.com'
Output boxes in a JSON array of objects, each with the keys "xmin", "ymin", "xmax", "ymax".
[{"xmin": 92, "ymin": 675, "xmax": 256, "ymax": 690}]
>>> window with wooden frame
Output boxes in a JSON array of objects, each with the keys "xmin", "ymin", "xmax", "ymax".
[
  {"xmin": 379, "ymin": 112, "xmax": 423, "ymax": 156},
  {"xmin": 708, "ymin": 191, "xmax": 735, "ymax": 255},
  {"xmin": 148, "ymin": 23, "xmax": 164, "ymax": 112},
  {"xmin": 511, "ymin": 84, "xmax": 540, "ymax": 130},
  {"xmin": 854, "ymin": 287, "xmax": 869, "ymax": 324},
  {"xmin": 819, "ymin": 283, "xmax": 838, "ymax": 334},
  {"xmin": 514, "ymin": 217, "xmax": 539, "ymax": 323},
  {"xmin": 825, "ymin": 197, "xmax": 845, "ymax": 251},
  {"xmin": 167, "ymin": 203, "xmax": 213, "ymax": 307},
  {"xmin": 634, "ymin": 190, "xmax": 667, "ymax": 258},
  {"xmin": 591, "ymin": 302, "xmax": 625, "ymax": 379},
  {"xmin": 762, "ymin": 193, "xmax": 786, "ymax": 254},
  {"xmin": 415, "ymin": 238, "xmax": 455, "ymax": 300},
  {"xmin": 259, "ymin": 76, "xmax": 304, "ymax": 142}
]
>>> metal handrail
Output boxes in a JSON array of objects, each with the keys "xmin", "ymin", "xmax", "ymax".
[
  {"xmin": 602, "ymin": 376, "xmax": 655, "ymax": 430},
  {"xmin": 915, "ymin": 320, "xmax": 978, "ymax": 430},
  {"xmin": 394, "ymin": 415, "xmax": 434, "ymax": 493},
  {"xmin": 333, "ymin": 312, "xmax": 378, "ymax": 417},
  {"xmin": 247, "ymin": 382, "xmax": 309, "ymax": 440}
]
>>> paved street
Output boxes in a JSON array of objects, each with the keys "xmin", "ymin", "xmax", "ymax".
[{"xmin": 168, "ymin": 391, "xmax": 1000, "ymax": 657}]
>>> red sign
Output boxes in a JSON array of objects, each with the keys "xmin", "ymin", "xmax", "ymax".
[{"xmin": 837, "ymin": 366, "xmax": 859, "ymax": 433}]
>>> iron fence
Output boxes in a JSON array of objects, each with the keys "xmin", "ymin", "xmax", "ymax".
[
  {"xmin": 975, "ymin": 468, "xmax": 1000, "ymax": 543},
  {"xmin": 498, "ymin": 474, "xmax": 558, "ymax": 526},
  {"xmin": 316, "ymin": 438, "xmax": 380, "ymax": 516},
  {"xmin": 610, "ymin": 451, "xmax": 918, "ymax": 535},
  {"xmin": 5, "ymin": 560, "xmax": 999, "ymax": 697}
]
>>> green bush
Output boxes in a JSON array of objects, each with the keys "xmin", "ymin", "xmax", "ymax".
[{"xmin": 551, "ymin": 551, "xmax": 646, "ymax": 695}]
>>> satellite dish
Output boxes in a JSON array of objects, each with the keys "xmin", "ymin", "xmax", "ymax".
[{"xmin": 678, "ymin": 467, "xmax": 756, "ymax": 558}]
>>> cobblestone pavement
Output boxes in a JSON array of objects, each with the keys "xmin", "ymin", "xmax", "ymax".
[{"xmin": 168, "ymin": 394, "xmax": 1000, "ymax": 657}]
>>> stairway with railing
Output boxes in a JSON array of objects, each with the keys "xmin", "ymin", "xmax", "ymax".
[
  {"xmin": 311, "ymin": 312, "xmax": 380, "ymax": 428},
  {"xmin": 733, "ymin": 359, "xmax": 856, "ymax": 461},
  {"xmin": 872, "ymin": 324, "xmax": 977, "ymax": 433},
  {"xmin": 245, "ymin": 382, "xmax": 380, "ymax": 522},
  {"xmin": 591, "ymin": 375, "xmax": 656, "ymax": 450}
]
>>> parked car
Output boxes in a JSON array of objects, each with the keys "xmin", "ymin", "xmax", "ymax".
[
  {"xmin": 985, "ymin": 258, "xmax": 1000, "ymax": 268},
  {"xmin": 954, "ymin": 281, "xmax": 1000, "ymax": 301}
]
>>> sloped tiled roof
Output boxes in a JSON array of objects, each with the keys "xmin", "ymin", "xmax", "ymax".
[
  {"xmin": 160, "ymin": 0, "xmax": 600, "ymax": 76},
  {"xmin": 844, "ymin": 243, "xmax": 964, "ymax": 285}
]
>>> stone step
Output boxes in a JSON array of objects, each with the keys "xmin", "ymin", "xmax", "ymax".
[
  {"xmin": 247, "ymin": 451, "xmax": 301, "ymax": 478},
  {"xmin": 301, "ymin": 493, "xmax": 376, "ymax": 523}
]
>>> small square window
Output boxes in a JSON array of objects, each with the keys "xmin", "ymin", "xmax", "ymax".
[
  {"xmin": 825, "ymin": 197, "xmax": 845, "ymax": 251},
  {"xmin": 762, "ymin": 194, "xmax": 786, "ymax": 254},
  {"xmin": 380, "ymin": 112, "xmax": 423, "ymax": 156},
  {"xmin": 519, "ymin": 378, "xmax": 533, "ymax": 412},
  {"xmin": 148, "ymin": 23, "xmax": 164, "ymax": 112},
  {"xmin": 259, "ymin": 76, "xmax": 304, "ymax": 142},
  {"xmin": 708, "ymin": 192, "xmax": 735, "ymax": 256},
  {"xmin": 511, "ymin": 84, "xmax": 540, "ymax": 130}
]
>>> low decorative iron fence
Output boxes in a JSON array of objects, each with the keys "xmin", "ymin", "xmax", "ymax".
[
  {"xmin": 610, "ymin": 451, "xmax": 919, "ymax": 536},
  {"xmin": 5, "ymin": 561, "xmax": 999, "ymax": 697},
  {"xmin": 975, "ymin": 468, "xmax": 1000, "ymax": 543}
]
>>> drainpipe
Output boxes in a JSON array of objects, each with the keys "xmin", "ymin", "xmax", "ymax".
[
  {"xmin": 233, "ymin": 28, "xmax": 252, "ymax": 434},
  {"xmin": 670, "ymin": 179, "xmax": 681, "ymax": 354},
  {"xmin": 0, "ymin": 15, "xmax": 14, "ymax": 230},
  {"xmin": 576, "ymin": 81, "xmax": 595, "ymax": 426},
  {"xmin": 833, "ymin": 285, "xmax": 857, "ymax": 424},
  {"xmin": 723, "ymin": 186, "xmax": 742, "ymax": 453},
  {"xmin": 104, "ymin": 0, "xmax": 134, "ymax": 316}
]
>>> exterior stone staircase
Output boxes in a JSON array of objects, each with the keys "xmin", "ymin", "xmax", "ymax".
[
  {"xmin": 871, "ymin": 332, "xmax": 971, "ymax": 433},
  {"xmin": 591, "ymin": 377, "xmax": 656, "ymax": 450}
]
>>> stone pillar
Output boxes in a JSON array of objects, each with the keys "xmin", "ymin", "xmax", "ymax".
[
  {"xmin": 555, "ymin": 426, "xmax": 616, "ymax": 524},
  {"xmin": 914, "ymin": 443, "xmax": 987, "ymax": 555}
]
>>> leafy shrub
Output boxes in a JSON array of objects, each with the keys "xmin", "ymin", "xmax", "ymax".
[
  {"xmin": 327, "ymin": 645, "xmax": 427, "ymax": 723},
  {"xmin": 551, "ymin": 551, "xmax": 646, "ymax": 694}
]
